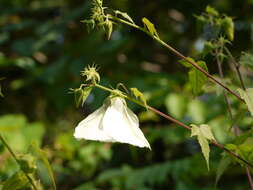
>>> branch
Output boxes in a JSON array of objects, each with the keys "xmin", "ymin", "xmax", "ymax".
[
  {"xmin": 108, "ymin": 15, "xmax": 245, "ymax": 103},
  {"xmin": 94, "ymin": 84, "xmax": 253, "ymax": 168}
]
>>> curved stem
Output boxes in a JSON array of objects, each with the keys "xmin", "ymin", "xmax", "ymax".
[
  {"xmin": 108, "ymin": 15, "xmax": 244, "ymax": 103},
  {"xmin": 94, "ymin": 83, "xmax": 253, "ymax": 168},
  {"xmin": 0, "ymin": 134, "xmax": 38, "ymax": 190},
  {"xmin": 224, "ymin": 47, "xmax": 246, "ymax": 90}
]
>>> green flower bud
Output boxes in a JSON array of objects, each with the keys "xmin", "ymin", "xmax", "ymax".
[{"xmin": 81, "ymin": 65, "xmax": 100, "ymax": 84}]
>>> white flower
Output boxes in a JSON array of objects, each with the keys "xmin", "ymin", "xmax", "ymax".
[{"xmin": 74, "ymin": 97, "xmax": 151, "ymax": 149}]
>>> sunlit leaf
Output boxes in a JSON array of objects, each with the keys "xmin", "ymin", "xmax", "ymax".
[
  {"xmin": 130, "ymin": 87, "xmax": 147, "ymax": 108},
  {"xmin": 115, "ymin": 10, "xmax": 135, "ymax": 24},
  {"xmin": 222, "ymin": 16, "xmax": 234, "ymax": 41},
  {"xmin": 142, "ymin": 17, "xmax": 159, "ymax": 38},
  {"xmin": 205, "ymin": 5, "xmax": 219, "ymax": 16},
  {"xmin": 178, "ymin": 57, "xmax": 195, "ymax": 68},
  {"xmin": 191, "ymin": 124, "xmax": 216, "ymax": 170},
  {"xmin": 238, "ymin": 88, "xmax": 253, "ymax": 116}
]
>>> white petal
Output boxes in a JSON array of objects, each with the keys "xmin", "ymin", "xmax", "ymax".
[
  {"xmin": 102, "ymin": 97, "xmax": 150, "ymax": 149},
  {"xmin": 74, "ymin": 104, "xmax": 114, "ymax": 142}
]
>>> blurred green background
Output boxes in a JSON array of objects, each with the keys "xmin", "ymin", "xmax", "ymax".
[{"xmin": 1, "ymin": 0, "xmax": 253, "ymax": 189}]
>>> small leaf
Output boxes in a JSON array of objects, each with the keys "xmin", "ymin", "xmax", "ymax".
[
  {"xmin": 130, "ymin": 87, "xmax": 147, "ymax": 108},
  {"xmin": 239, "ymin": 52, "xmax": 253, "ymax": 70},
  {"xmin": 238, "ymin": 88, "xmax": 253, "ymax": 116},
  {"xmin": 215, "ymin": 153, "xmax": 232, "ymax": 186},
  {"xmin": 222, "ymin": 17, "xmax": 234, "ymax": 41},
  {"xmin": 74, "ymin": 86, "xmax": 92, "ymax": 107},
  {"xmin": 81, "ymin": 19, "xmax": 95, "ymax": 32},
  {"xmin": 2, "ymin": 171, "xmax": 29, "ymax": 190},
  {"xmin": 18, "ymin": 154, "xmax": 37, "ymax": 174},
  {"xmin": 142, "ymin": 17, "xmax": 159, "ymax": 38},
  {"xmin": 32, "ymin": 143, "xmax": 57, "ymax": 190},
  {"xmin": 225, "ymin": 143, "xmax": 237, "ymax": 150},
  {"xmin": 114, "ymin": 10, "xmax": 135, "ymax": 24},
  {"xmin": 188, "ymin": 61, "xmax": 208, "ymax": 96},
  {"xmin": 178, "ymin": 57, "xmax": 195, "ymax": 68},
  {"xmin": 205, "ymin": 5, "xmax": 219, "ymax": 16},
  {"xmin": 191, "ymin": 124, "xmax": 216, "ymax": 170}
]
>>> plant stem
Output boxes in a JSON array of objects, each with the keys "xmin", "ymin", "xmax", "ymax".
[
  {"xmin": 215, "ymin": 50, "xmax": 233, "ymax": 119},
  {"xmin": 215, "ymin": 49, "xmax": 253, "ymax": 189},
  {"xmin": 94, "ymin": 83, "xmax": 253, "ymax": 168},
  {"xmin": 246, "ymin": 167, "xmax": 253, "ymax": 190},
  {"xmin": 0, "ymin": 134, "xmax": 38, "ymax": 190},
  {"xmin": 108, "ymin": 15, "xmax": 244, "ymax": 103},
  {"xmin": 224, "ymin": 47, "xmax": 246, "ymax": 90}
]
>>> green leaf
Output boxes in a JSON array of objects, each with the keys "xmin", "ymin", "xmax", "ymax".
[
  {"xmin": 225, "ymin": 143, "xmax": 237, "ymax": 150},
  {"xmin": 191, "ymin": 124, "xmax": 216, "ymax": 170},
  {"xmin": 114, "ymin": 10, "xmax": 135, "ymax": 24},
  {"xmin": 178, "ymin": 57, "xmax": 195, "ymax": 68},
  {"xmin": 215, "ymin": 153, "xmax": 232, "ymax": 186},
  {"xmin": 18, "ymin": 154, "xmax": 37, "ymax": 174},
  {"xmin": 2, "ymin": 171, "xmax": 29, "ymax": 190},
  {"xmin": 81, "ymin": 19, "xmax": 95, "ymax": 33},
  {"xmin": 142, "ymin": 17, "xmax": 159, "ymax": 38},
  {"xmin": 188, "ymin": 61, "xmax": 208, "ymax": 96},
  {"xmin": 130, "ymin": 87, "xmax": 147, "ymax": 108},
  {"xmin": 222, "ymin": 16, "xmax": 234, "ymax": 41},
  {"xmin": 238, "ymin": 88, "xmax": 253, "ymax": 116},
  {"xmin": 179, "ymin": 59, "xmax": 208, "ymax": 95},
  {"xmin": 32, "ymin": 143, "xmax": 57, "ymax": 190},
  {"xmin": 74, "ymin": 86, "xmax": 92, "ymax": 108},
  {"xmin": 205, "ymin": 5, "xmax": 219, "ymax": 16},
  {"xmin": 239, "ymin": 52, "xmax": 253, "ymax": 70}
]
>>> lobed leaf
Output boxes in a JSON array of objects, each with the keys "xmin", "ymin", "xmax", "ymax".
[{"xmin": 191, "ymin": 124, "xmax": 216, "ymax": 170}]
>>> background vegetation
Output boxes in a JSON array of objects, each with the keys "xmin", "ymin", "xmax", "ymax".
[{"xmin": 1, "ymin": 0, "xmax": 253, "ymax": 189}]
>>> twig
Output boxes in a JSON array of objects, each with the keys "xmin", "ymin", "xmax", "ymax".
[
  {"xmin": 94, "ymin": 83, "xmax": 253, "ymax": 168},
  {"xmin": 108, "ymin": 15, "xmax": 245, "ymax": 103},
  {"xmin": 215, "ymin": 49, "xmax": 233, "ymax": 119},
  {"xmin": 224, "ymin": 47, "xmax": 246, "ymax": 90}
]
